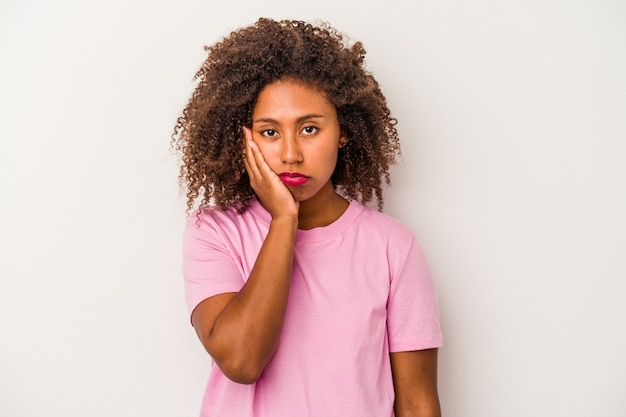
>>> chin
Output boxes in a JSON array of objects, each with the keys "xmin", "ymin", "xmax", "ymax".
[{"xmin": 290, "ymin": 190, "xmax": 316, "ymax": 202}]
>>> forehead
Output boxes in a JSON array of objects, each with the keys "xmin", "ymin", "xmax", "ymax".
[{"xmin": 252, "ymin": 79, "xmax": 335, "ymax": 118}]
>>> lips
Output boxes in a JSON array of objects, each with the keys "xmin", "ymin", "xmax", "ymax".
[{"xmin": 278, "ymin": 172, "xmax": 310, "ymax": 186}]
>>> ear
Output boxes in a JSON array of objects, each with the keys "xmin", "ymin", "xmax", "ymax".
[{"xmin": 338, "ymin": 135, "xmax": 348, "ymax": 148}]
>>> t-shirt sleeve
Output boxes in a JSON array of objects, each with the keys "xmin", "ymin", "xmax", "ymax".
[
  {"xmin": 182, "ymin": 212, "xmax": 245, "ymax": 321},
  {"xmin": 387, "ymin": 236, "xmax": 443, "ymax": 352}
]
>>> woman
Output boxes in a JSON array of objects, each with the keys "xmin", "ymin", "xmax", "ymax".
[{"xmin": 173, "ymin": 18, "xmax": 443, "ymax": 417}]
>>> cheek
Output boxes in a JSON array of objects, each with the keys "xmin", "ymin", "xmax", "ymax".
[
  {"xmin": 319, "ymin": 144, "xmax": 340, "ymax": 164},
  {"xmin": 255, "ymin": 142, "xmax": 281, "ymax": 167},
  {"xmin": 308, "ymin": 147, "xmax": 340, "ymax": 175}
]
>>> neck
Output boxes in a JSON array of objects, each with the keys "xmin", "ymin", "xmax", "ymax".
[{"xmin": 297, "ymin": 181, "xmax": 349, "ymax": 230}]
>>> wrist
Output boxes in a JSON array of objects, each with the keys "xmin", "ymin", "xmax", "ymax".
[{"xmin": 269, "ymin": 214, "xmax": 298, "ymax": 230}]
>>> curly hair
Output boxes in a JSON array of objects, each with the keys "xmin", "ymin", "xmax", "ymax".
[{"xmin": 172, "ymin": 18, "xmax": 401, "ymax": 213}]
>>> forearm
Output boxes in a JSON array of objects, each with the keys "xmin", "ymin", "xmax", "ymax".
[
  {"xmin": 205, "ymin": 216, "xmax": 297, "ymax": 382},
  {"xmin": 394, "ymin": 402, "xmax": 441, "ymax": 417},
  {"xmin": 391, "ymin": 349, "xmax": 441, "ymax": 417}
]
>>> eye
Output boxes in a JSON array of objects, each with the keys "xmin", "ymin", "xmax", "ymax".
[
  {"xmin": 261, "ymin": 129, "xmax": 278, "ymax": 137},
  {"xmin": 301, "ymin": 126, "xmax": 318, "ymax": 135}
]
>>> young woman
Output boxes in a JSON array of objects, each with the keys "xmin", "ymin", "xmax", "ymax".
[{"xmin": 173, "ymin": 18, "xmax": 443, "ymax": 417}]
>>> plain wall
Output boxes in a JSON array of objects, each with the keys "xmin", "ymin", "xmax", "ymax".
[{"xmin": 1, "ymin": 0, "xmax": 625, "ymax": 416}]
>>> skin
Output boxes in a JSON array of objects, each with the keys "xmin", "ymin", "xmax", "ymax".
[
  {"xmin": 191, "ymin": 79, "xmax": 440, "ymax": 415},
  {"xmin": 391, "ymin": 349, "xmax": 442, "ymax": 417}
]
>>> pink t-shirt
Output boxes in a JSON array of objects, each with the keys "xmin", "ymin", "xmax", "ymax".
[{"xmin": 183, "ymin": 198, "xmax": 442, "ymax": 417}]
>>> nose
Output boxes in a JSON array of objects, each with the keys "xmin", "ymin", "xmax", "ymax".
[{"xmin": 281, "ymin": 133, "xmax": 303, "ymax": 165}]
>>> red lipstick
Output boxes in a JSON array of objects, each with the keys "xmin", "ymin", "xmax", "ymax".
[{"xmin": 278, "ymin": 172, "xmax": 310, "ymax": 186}]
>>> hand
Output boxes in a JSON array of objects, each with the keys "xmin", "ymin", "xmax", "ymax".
[{"xmin": 242, "ymin": 127, "xmax": 299, "ymax": 220}]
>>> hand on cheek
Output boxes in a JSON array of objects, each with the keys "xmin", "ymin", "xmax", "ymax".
[{"xmin": 242, "ymin": 127, "xmax": 299, "ymax": 219}]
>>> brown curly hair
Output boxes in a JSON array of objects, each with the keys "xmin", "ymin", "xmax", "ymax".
[{"xmin": 172, "ymin": 18, "xmax": 401, "ymax": 212}]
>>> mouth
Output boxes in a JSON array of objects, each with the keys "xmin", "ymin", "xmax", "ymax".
[{"xmin": 278, "ymin": 172, "xmax": 310, "ymax": 186}]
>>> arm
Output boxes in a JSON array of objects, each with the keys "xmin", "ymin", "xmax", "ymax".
[
  {"xmin": 191, "ymin": 131, "xmax": 298, "ymax": 384},
  {"xmin": 391, "ymin": 349, "xmax": 441, "ymax": 417}
]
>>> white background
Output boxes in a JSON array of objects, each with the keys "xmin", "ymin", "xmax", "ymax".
[{"xmin": 1, "ymin": 0, "xmax": 625, "ymax": 416}]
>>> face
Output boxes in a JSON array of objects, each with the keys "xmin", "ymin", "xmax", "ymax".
[{"xmin": 250, "ymin": 79, "xmax": 346, "ymax": 203}]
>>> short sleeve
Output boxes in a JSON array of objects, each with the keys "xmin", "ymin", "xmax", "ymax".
[
  {"xmin": 387, "ymin": 237, "xmax": 443, "ymax": 352},
  {"xmin": 182, "ymin": 213, "xmax": 245, "ymax": 321}
]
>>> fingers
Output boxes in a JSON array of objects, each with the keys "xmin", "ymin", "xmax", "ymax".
[
  {"xmin": 242, "ymin": 125, "xmax": 252, "ymax": 143},
  {"xmin": 249, "ymin": 141, "xmax": 269, "ymax": 177},
  {"xmin": 242, "ymin": 127, "xmax": 275, "ymax": 182},
  {"xmin": 242, "ymin": 128, "xmax": 264, "ymax": 180},
  {"xmin": 241, "ymin": 127, "xmax": 299, "ymax": 218},
  {"xmin": 242, "ymin": 127, "xmax": 258, "ymax": 179}
]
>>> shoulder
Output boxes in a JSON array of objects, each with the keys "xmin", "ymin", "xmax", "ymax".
[
  {"xmin": 184, "ymin": 201, "xmax": 262, "ymax": 246},
  {"xmin": 189, "ymin": 204, "xmax": 241, "ymax": 227},
  {"xmin": 187, "ymin": 199, "xmax": 262, "ymax": 229},
  {"xmin": 185, "ymin": 205, "xmax": 235, "ymax": 236},
  {"xmin": 354, "ymin": 203, "xmax": 416, "ymax": 243},
  {"xmin": 349, "ymin": 203, "xmax": 426, "ymax": 274}
]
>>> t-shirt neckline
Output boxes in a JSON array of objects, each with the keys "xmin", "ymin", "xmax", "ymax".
[{"xmin": 247, "ymin": 197, "xmax": 366, "ymax": 242}]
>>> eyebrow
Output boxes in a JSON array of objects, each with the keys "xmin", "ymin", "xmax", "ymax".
[{"xmin": 253, "ymin": 114, "xmax": 325, "ymax": 124}]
